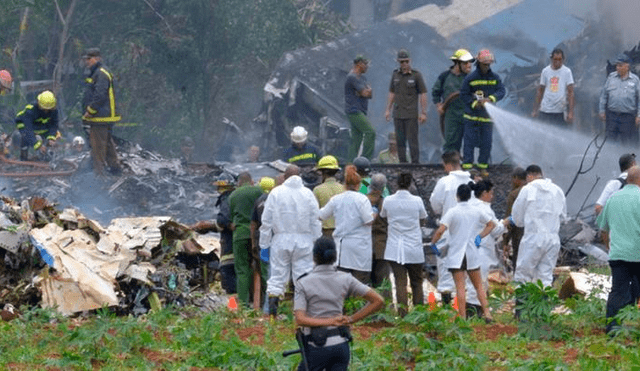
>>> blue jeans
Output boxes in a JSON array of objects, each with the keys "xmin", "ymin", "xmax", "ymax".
[{"xmin": 463, "ymin": 120, "xmax": 492, "ymax": 166}]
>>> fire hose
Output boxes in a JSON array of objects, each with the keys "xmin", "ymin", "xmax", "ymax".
[
  {"xmin": 0, "ymin": 154, "xmax": 78, "ymax": 177},
  {"xmin": 439, "ymin": 91, "xmax": 460, "ymax": 137}
]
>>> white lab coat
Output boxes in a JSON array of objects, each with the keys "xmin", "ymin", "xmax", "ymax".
[
  {"xmin": 466, "ymin": 198, "xmax": 506, "ymax": 305},
  {"xmin": 319, "ymin": 190, "xmax": 373, "ymax": 271},
  {"xmin": 381, "ymin": 190, "xmax": 428, "ymax": 264},
  {"xmin": 260, "ymin": 175, "xmax": 322, "ymax": 296},
  {"xmin": 511, "ymin": 178, "xmax": 566, "ymax": 287},
  {"xmin": 429, "ymin": 170, "xmax": 472, "ymax": 292}
]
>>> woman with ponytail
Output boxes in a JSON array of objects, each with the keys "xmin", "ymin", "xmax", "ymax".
[
  {"xmin": 319, "ymin": 165, "xmax": 374, "ymax": 283},
  {"xmin": 294, "ymin": 237, "xmax": 383, "ymax": 370},
  {"xmin": 430, "ymin": 183, "xmax": 495, "ymax": 321}
]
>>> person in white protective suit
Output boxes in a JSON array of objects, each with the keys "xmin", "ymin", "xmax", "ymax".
[
  {"xmin": 465, "ymin": 180, "xmax": 506, "ymax": 317},
  {"xmin": 507, "ymin": 165, "xmax": 566, "ymax": 287},
  {"xmin": 429, "ymin": 150, "xmax": 472, "ymax": 304},
  {"xmin": 260, "ymin": 164, "xmax": 322, "ymax": 317},
  {"xmin": 319, "ymin": 164, "xmax": 374, "ymax": 284}
]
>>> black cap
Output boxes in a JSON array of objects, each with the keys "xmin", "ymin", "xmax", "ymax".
[
  {"xmin": 397, "ymin": 49, "xmax": 410, "ymax": 59},
  {"xmin": 353, "ymin": 54, "xmax": 369, "ymax": 64},
  {"xmin": 619, "ymin": 153, "xmax": 636, "ymax": 172},
  {"xmin": 83, "ymin": 48, "xmax": 101, "ymax": 58}
]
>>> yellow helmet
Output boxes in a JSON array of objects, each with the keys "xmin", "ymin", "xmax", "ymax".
[
  {"xmin": 450, "ymin": 49, "xmax": 474, "ymax": 62},
  {"xmin": 317, "ymin": 155, "xmax": 339, "ymax": 170},
  {"xmin": 37, "ymin": 90, "xmax": 56, "ymax": 110},
  {"xmin": 258, "ymin": 177, "xmax": 276, "ymax": 193}
]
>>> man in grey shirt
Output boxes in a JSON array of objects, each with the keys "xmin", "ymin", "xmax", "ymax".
[{"xmin": 599, "ymin": 54, "xmax": 640, "ymax": 145}]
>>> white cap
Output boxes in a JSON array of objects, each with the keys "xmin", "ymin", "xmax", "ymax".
[
  {"xmin": 290, "ymin": 126, "xmax": 308, "ymax": 144},
  {"xmin": 72, "ymin": 136, "xmax": 85, "ymax": 146}
]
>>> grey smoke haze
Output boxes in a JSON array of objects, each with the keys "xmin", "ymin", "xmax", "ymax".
[{"xmin": 597, "ymin": 0, "xmax": 640, "ymax": 48}]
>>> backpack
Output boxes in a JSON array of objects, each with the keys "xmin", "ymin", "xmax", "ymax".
[{"xmin": 617, "ymin": 177, "xmax": 627, "ymax": 189}]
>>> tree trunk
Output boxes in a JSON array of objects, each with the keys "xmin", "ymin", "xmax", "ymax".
[{"xmin": 53, "ymin": 0, "xmax": 78, "ymax": 118}]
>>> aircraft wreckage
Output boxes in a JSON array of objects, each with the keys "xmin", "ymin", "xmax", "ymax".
[{"xmin": 0, "ymin": 0, "xmax": 631, "ymax": 316}]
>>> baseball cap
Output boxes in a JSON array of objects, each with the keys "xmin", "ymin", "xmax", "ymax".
[
  {"xmin": 616, "ymin": 53, "xmax": 631, "ymax": 64},
  {"xmin": 397, "ymin": 49, "xmax": 410, "ymax": 60}
]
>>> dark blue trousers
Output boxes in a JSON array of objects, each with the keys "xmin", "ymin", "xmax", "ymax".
[
  {"xmin": 606, "ymin": 260, "xmax": 640, "ymax": 333},
  {"xmin": 605, "ymin": 111, "xmax": 639, "ymax": 145},
  {"xmin": 298, "ymin": 342, "xmax": 350, "ymax": 371},
  {"xmin": 462, "ymin": 120, "xmax": 492, "ymax": 166}
]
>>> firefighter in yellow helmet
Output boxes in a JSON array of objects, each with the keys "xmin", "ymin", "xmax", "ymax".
[
  {"xmin": 313, "ymin": 155, "xmax": 345, "ymax": 237},
  {"xmin": 81, "ymin": 48, "xmax": 122, "ymax": 175},
  {"xmin": 432, "ymin": 48, "xmax": 475, "ymax": 154},
  {"xmin": 15, "ymin": 90, "xmax": 59, "ymax": 161}
]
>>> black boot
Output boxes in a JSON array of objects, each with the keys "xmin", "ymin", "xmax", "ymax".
[
  {"xmin": 268, "ymin": 295, "xmax": 279, "ymax": 317},
  {"xmin": 20, "ymin": 148, "xmax": 28, "ymax": 161},
  {"xmin": 441, "ymin": 292, "xmax": 452, "ymax": 306}
]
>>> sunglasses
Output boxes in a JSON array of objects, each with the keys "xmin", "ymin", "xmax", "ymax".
[{"xmin": 399, "ymin": 60, "xmax": 410, "ymax": 64}]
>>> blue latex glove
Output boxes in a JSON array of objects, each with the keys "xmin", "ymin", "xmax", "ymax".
[
  {"xmin": 508, "ymin": 216, "xmax": 515, "ymax": 226},
  {"xmin": 474, "ymin": 234, "xmax": 482, "ymax": 248},
  {"xmin": 260, "ymin": 247, "xmax": 270, "ymax": 263},
  {"xmin": 430, "ymin": 244, "xmax": 441, "ymax": 257}
]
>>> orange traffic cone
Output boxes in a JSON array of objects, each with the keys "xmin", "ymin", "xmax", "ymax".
[
  {"xmin": 228, "ymin": 296, "xmax": 238, "ymax": 311},
  {"xmin": 428, "ymin": 292, "xmax": 436, "ymax": 311},
  {"xmin": 452, "ymin": 296, "xmax": 459, "ymax": 311}
]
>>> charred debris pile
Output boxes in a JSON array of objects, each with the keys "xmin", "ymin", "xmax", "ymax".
[
  {"xmin": 0, "ymin": 142, "xmax": 607, "ymax": 318},
  {"xmin": 0, "ymin": 195, "xmax": 225, "ymax": 317}
]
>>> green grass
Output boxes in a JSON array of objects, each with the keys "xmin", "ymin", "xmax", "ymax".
[{"xmin": 1, "ymin": 285, "xmax": 639, "ymax": 370}]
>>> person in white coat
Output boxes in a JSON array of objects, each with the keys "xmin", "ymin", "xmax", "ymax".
[
  {"xmin": 431, "ymin": 183, "xmax": 495, "ymax": 320},
  {"xmin": 381, "ymin": 172, "xmax": 428, "ymax": 316},
  {"xmin": 465, "ymin": 180, "xmax": 506, "ymax": 317},
  {"xmin": 260, "ymin": 164, "xmax": 322, "ymax": 316},
  {"xmin": 429, "ymin": 150, "xmax": 472, "ymax": 304},
  {"xmin": 507, "ymin": 165, "xmax": 566, "ymax": 287},
  {"xmin": 319, "ymin": 164, "xmax": 374, "ymax": 283}
]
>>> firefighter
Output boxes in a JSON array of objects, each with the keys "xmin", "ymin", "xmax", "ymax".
[
  {"xmin": 459, "ymin": 49, "xmax": 506, "ymax": 174},
  {"xmin": 0, "ymin": 70, "xmax": 12, "ymax": 95},
  {"xmin": 283, "ymin": 126, "xmax": 321, "ymax": 166},
  {"xmin": 15, "ymin": 91, "xmax": 58, "ymax": 161},
  {"xmin": 81, "ymin": 48, "xmax": 122, "ymax": 175}
]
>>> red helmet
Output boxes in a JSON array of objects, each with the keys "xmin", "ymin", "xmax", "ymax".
[
  {"xmin": 476, "ymin": 49, "xmax": 495, "ymax": 64},
  {"xmin": 0, "ymin": 70, "xmax": 12, "ymax": 90}
]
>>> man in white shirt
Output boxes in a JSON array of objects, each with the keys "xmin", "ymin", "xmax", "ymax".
[
  {"xmin": 260, "ymin": 164, "xmax": 322, "ymax": 316},
  {"xmin": 595, "ymin": 153, "xmax": 636, "ymax": 215},
  {"xmin": 531, "ymin": 48, "xmax": 575, "ymax": 126},
  {"xmin": 429, "ymin": 151, "xmax": 472, "ymax": 304}
]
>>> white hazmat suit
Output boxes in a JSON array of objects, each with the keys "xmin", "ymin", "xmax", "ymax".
[
  {"xmin": 260, "ymin": 175, "xmax": 322, "ymax": 296},
  {"xmin": 511, "ymin": 178, "xmax": 566, "ymax": 287}
]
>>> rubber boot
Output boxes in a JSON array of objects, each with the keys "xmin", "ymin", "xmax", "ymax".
[
  {"xmin": 20, "ymin": 148, "xmax": 28, "ymax": 161},
  {"xmin": 441, "ymin": 292, "xmax": 452, "ymax": 306},
  {"xmin": 268, "ymin": 295, "xmax": 280, "ymax": 318}
]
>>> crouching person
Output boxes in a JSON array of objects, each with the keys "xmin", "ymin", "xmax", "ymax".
[{"xmin": 294, "ymin": 237, "xmax": 383, "ymax": 371}]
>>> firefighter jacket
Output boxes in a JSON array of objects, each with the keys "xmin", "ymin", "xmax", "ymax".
[
  {"xmin": 15, "ymin": 102, "xmax": 58, "ymax": 149},
  {"xmin": 82, "ymin": 61, "xmax": 121, "ymax": 123},
  {"xmin": 460, "ymin": 67, "xmax": 505, "ymax": 123}
]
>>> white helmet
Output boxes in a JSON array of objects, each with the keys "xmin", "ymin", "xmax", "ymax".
[
  {"xmin": 72, "ymin": 136, "xmax": 85, "ymax": 146},
  {"xmin": 290, "ymin": 126, "xmax": 308, "ymax": 144}
]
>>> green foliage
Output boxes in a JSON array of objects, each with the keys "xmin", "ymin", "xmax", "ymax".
[
  {"xmin": 515, "ymin": 280, "xmax": 569, "ymax": 340},
  {"xmin": 0, "ymin": 0, "xmax": 351, "ymax": 155},
  {"xmin": 402, "ymin": 304, "xmax": 472, "ymax": 341}
]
